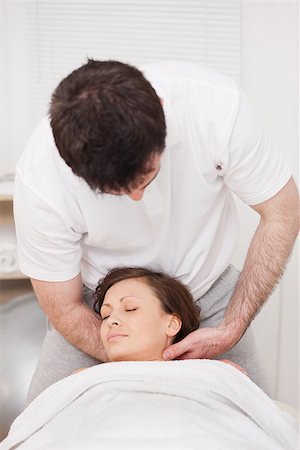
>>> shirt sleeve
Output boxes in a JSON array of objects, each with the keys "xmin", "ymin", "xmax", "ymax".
[
  {"xmin": 13, "ymin": 172, "xmax": 82, "ymax": 282},
  {"xmin": 220, "ymin": 89, "xmax": 292, "ymax": 205}
]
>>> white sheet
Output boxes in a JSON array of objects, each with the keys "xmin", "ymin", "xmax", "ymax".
[{"xmin": 1, "ymin": 360, "xmax": 298, "ymax": 449}]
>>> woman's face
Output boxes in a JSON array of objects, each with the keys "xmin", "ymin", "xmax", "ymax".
[{"xmin": 100, "ymin": 277, "xmax": 180, "ymax": 362}]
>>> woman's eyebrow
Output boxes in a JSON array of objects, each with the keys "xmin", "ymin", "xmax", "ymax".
[{"xmin": 101, "ymin": 296, "xmax": 140, "ymax": 308}]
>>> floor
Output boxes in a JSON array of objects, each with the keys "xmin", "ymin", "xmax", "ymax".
[{"xmin": 0, "ymin": 293, "xmax": 46, "ymax": 441}]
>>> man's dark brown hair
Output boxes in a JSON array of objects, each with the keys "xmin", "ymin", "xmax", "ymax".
[
  {"xmin": 49, "ymin": 59, "xmax": 166, "ymax": 192},
  {"xmin": 93, "ymin": 267, "xmax": 200, "ymax": 344}
]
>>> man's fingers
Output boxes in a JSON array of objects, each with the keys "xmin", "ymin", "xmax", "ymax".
[
  {"xmin": 176, "ymin": 352, "xmax": 195, "ymax": 360},
  {"xmin": 163, "ymin": 338, "xmax": 190, "ymax": 360},
  {"xmin": 162, "ymin": 327, "xmax": 236, "ymax": 362}
]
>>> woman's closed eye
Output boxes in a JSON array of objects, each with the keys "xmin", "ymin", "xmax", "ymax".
[{"xmin": 101, "ymin": 308, "xmax": 137, "ymax": 320}]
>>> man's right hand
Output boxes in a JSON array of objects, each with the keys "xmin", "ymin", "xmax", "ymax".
[{"xmin": 31, "ymin": 273, "xmax": 108, "ymax": 361}]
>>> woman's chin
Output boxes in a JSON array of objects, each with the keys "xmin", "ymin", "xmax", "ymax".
[{"xmin": 106, "ymin": 352, "xmax": 133, "ymax": 362}]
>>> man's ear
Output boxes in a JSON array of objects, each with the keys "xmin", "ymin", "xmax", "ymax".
[
  {"xmin": 160, "ymin": 97, "xmax": 164, "ymax": 106},
  {"xmin": 166, "ymin": 314, "xmax": 182, "ymax": 337}
]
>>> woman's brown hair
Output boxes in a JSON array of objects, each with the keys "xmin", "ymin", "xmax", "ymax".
[{"xmin": 93, "ymin": 267, "xmax": 200, "ymax": 344}]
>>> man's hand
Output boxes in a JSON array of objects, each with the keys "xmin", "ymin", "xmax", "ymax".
[
  {"xmin": 162, "ymin": 325, "xmax": 238, "ymax": 361},
  {"xmin": 163, "ymin": 178, "xmax": 299, "ymax": 364},
  {"xmin": 31, "ymin": 274, "xmax": 109, "ymax": 362}
]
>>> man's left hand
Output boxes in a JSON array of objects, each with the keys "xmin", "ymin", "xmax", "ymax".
[{"xmin": 162, "ymin": 326, "xmax": 239, "ymax": 361}]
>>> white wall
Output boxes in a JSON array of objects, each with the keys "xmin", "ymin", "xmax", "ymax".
[
  {"xmin": 0, "ymin": 2, "xmax": 32, "ymax": 178},
  {"xmin": 232, "ymin": 0, "xmax": 299, "ymax": 408}
]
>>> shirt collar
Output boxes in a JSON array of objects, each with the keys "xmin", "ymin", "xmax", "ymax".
[{"xmin": 151, "ymin": 82, "xmax": 181, "ymax": 149}]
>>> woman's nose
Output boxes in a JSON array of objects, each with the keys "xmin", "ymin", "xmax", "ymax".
[{"xmin": 107, "ymin": 315, "xmax": 121, "ymax": 326}]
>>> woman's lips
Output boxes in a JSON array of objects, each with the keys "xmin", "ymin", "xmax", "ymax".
[{"xmin": 108, "ymin": 333, "xmax": 128, "ymax": 342}]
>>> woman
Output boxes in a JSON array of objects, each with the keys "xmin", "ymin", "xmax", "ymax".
[
  {"xmin": 2, "ymin": 269, "xmax": 296, "ymax": 450},
  {"xmin": 93, "ymin": 266, "xmax": 200, "ymax": 362},
  {"xmin": 92, "ymin": 267, "xmax": 244, "ymax": 373}
]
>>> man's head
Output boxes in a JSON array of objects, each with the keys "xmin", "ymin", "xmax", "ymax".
[{"xmin": 49, "ymin": 59, "xmax": 166, "ymax": 199}]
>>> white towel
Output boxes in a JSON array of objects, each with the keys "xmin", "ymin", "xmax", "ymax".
[
  {"xmin": 1, "ymin": 360, "xmax": 298, "ymax": 449},
  {"xmin": 0, "ymin": 225, "xmax": 19, "ymax": 274}
]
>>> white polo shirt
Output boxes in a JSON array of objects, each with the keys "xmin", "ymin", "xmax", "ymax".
[{"xmin": 14, "ymin": 61, "xmax": 291, "ymax": 300}]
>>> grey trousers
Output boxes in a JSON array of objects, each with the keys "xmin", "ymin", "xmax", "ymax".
[{"xmin": 27, "ymin": 265, "xmax": 268, "ymax": 403}]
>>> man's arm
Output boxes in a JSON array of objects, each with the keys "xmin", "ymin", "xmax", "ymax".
[
  {"xmin": 31, "ymin": 273, "xmax": 108, "ymax": 361},
  {"xmin": 163, "ymin": 177, "xmax": 299, "ymax": 360},
  {"xmin": 220, "ymin": 177, "xmax": 299, "ymax": 342}
]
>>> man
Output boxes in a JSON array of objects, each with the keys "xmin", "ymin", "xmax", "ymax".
[{"xmin": 14, "ymin": 60, "xmax": 299, "ymax": 402}]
